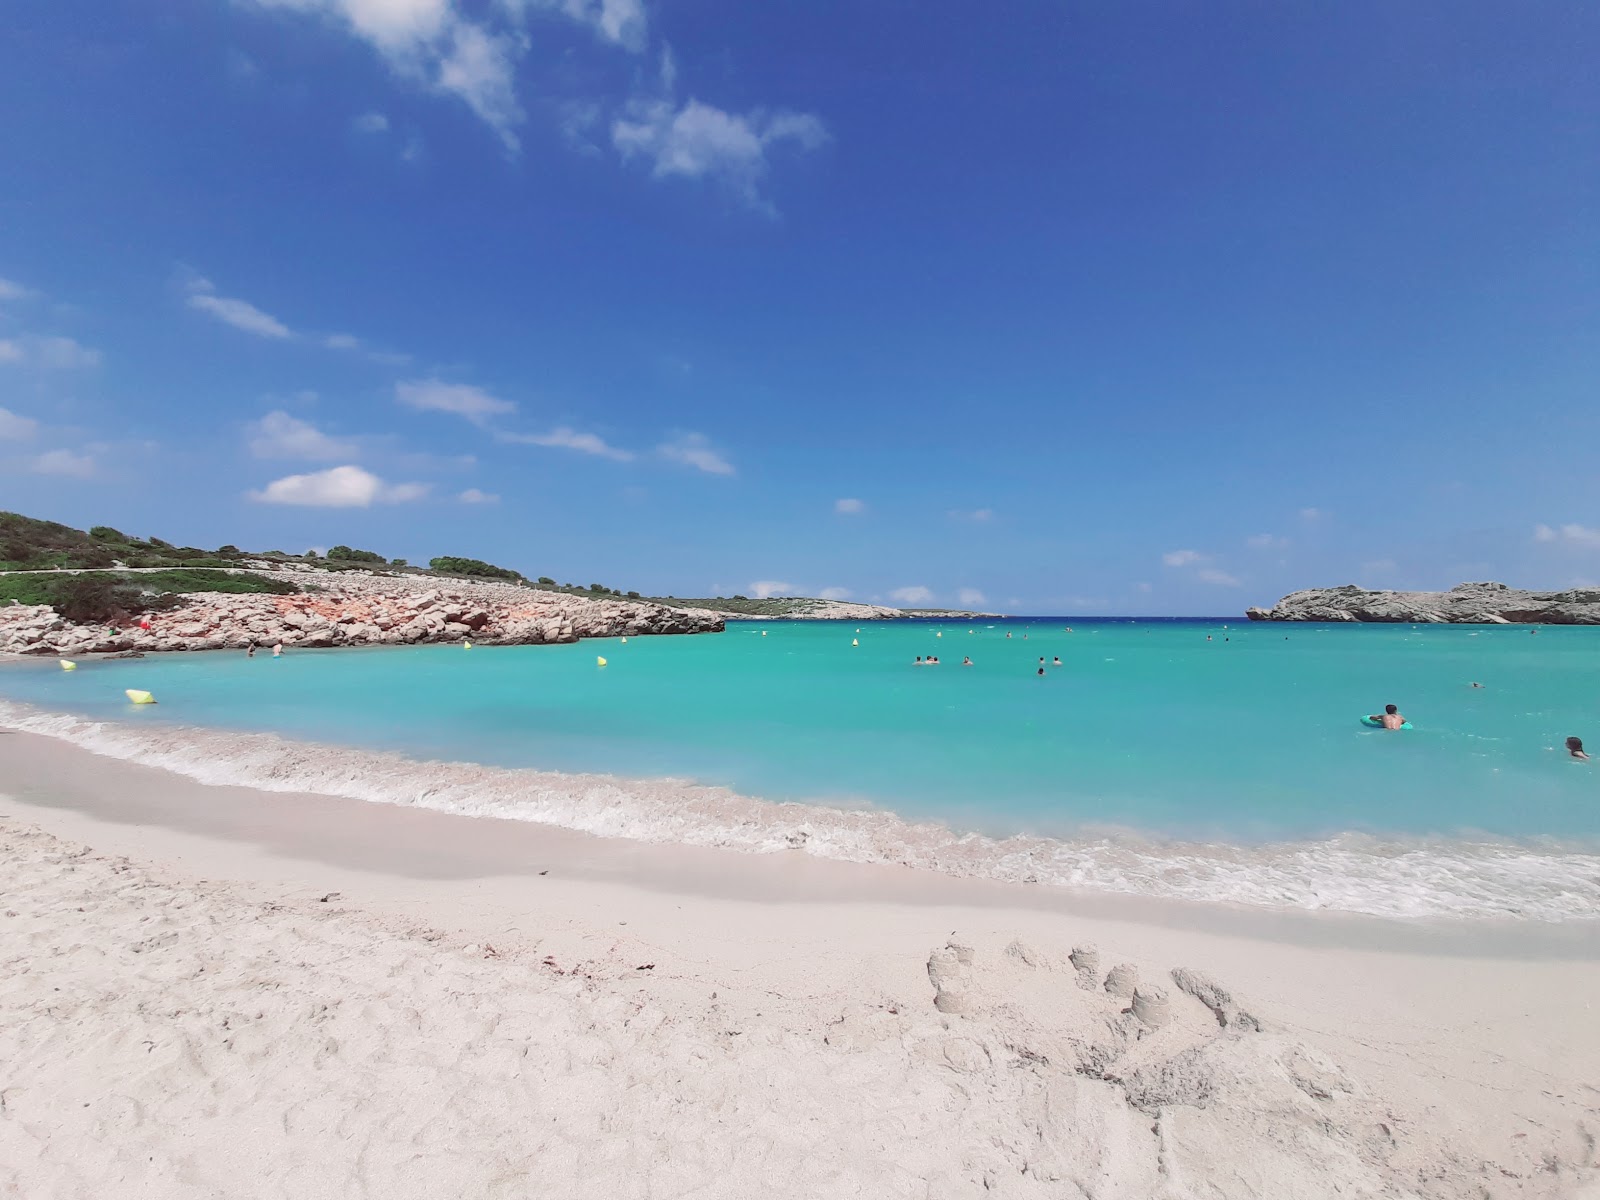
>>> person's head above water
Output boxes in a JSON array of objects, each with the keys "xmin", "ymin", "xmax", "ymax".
[
  {"xmin": 1567, "ymin": 736, "xmax": 1586, "ymax": 753},
  {"xmin": 1385, "ymin": 704, "xmax": 1398, "ymax": 715}
]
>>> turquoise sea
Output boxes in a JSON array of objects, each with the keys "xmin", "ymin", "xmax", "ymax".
[{"xmin": 3, "ymin": 618, "xmax": 1598, "ymax": 921}]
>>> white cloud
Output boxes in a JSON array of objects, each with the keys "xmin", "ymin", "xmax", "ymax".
[
  {"xmin": 1535, "ymin": 523, "xmax": 1600, "ymax": 548},
  {"xmin": 246, "ymin": 0, "xmax": 531, "ymax": 151},
  {"xmin": 186, "ymin": 277, "xmax": 292, "ymax": 339},
  {"xmin": 817, "ymin": 586, "xmax": 851, "ymax": 601},
  {"xmin": 30, "ymin": 449, "xmax": 96, "ymax": 479},
  {"xmin": 458, "ymin": 487, "xmax": 499, "ymax": 503},
  {"xmin": 1299, "ymin": 507, "xmax": 1325, "ymax": 521},
  {"xmin": 0, "ymin": 407, "xmax": 40, "ymax": 439},
  {"xmin": 947, "ymin": 507, "xmax": 994, "ymax": 522},
  {"xmin": 834, "ymin": 497, "xmax": 865, "ymax": 515},
  {"xmin": 353, "ymin": 111, "xmax": 390, "ymax": 133},
  {"xmin": 657, "ymin": 431, "xmax": 734, "ymax": 476},
  {"xmin": 248, "ymin": 410, "xmax": 357, "ymax": 460},
  {"xmin": 613, "ymin": 99, "xmax": 827, "ymax": 210},
  {"xmin": 502, "ymin": 425, "xmax": 634, "ymax": 461},
  {"xmin": 249, "ymin": 464, "xmax": 428, "ymax": 507},
  {"xmin": 1246, "ymin": 534, "xmax": 1289, "ymax": 551},
  {"xmin": 501, "ymin": 0, "xmax": 647, "ymax": 51},
  {"xmin": 0, "ymin": 334, "xmax": 101, "ymax": 368},
  {"xmin": 1136, "ymin": 582, "xmax": 1153, "ymax": 593},
  {"xmin": 890, "ymin": 585, "xmax": 934, "ymax": 605},
  {"xmin": 396, "ymin": 378, "xmax": 516, "ymax": 424},
  {"xmin": 957, "ymin": 588, "xmax": 986, "ymax": 607},
  {"xmin": 324, "ymin": 332, "xmax": 362, "ymax": 350},
  {"xmin": 1162, "ymin": 549, "xmax": 1205, "ymax": 567},
  {"xmin": 1196, "ymin": 568, "xmax": 1241, "ymax": 587},
  {"xmin": 0, "ymin": 277, "xmax": 32, "ymax": 302},
  {"xmin": 436, "ymin": 22, "xmax": 525, "ymax": 152},
  {"xmin": 749, "ymin": 580, "xmax": 793, "ymax": 599}
]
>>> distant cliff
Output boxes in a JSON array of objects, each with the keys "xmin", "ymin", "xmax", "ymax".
[{"xmin": 1245, "ymin": 582, "xmax": 1600, "ymax": 625}]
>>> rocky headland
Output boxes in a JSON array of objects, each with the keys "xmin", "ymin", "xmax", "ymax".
[
  {"xmin": 1246, "ymin": 581, "xmax": 1600, "ymax": 624},
  {"xmin": 0, "ymin": 568, "xmax": 724, "ymax": 658}
]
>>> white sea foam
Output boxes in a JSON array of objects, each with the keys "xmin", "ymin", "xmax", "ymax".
[{"xmin": 4, "ymin": 699, "xmax": 1599, "ymax": 922}]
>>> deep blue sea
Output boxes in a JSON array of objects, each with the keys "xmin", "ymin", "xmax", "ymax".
[{"xmin": 3, "ymin": 617, "xmax": 1598, "ymax": 921}]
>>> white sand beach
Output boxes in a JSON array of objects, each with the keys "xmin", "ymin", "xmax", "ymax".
[{"xmin": 3, "ymin": 729, "xmax": 1598, "ymax": 1199}]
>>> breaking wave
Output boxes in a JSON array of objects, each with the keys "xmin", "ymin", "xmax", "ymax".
[{"xmin": 4, "ymin": 699, "xmax": 1598, "ymax": 922}]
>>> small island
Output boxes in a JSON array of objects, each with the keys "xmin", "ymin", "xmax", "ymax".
[{"xmin": 1246, "ymin": 581, "xmax": 1600, "ymax": 624}]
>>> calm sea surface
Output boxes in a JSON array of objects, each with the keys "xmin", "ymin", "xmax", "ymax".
[{"xmin": 4, "ymin": 618, "xmax": 1597, "ymax": 920}]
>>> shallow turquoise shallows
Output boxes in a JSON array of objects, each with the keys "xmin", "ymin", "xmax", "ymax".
[{"xmin": 3, "ymin": 618, "xmax": 1598, "ymax": 919}]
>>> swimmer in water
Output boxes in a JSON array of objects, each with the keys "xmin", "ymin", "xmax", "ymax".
[
  {"xmin": 1052, "ymin": 656, "xmax": 1062, "ymax": 666},
  {"xmin": 1470, "ymin": 682, "xmax": 1484, "ymax": 689},
  {"xmin": 1566, "ymin": 737, "xmax": 1590, "ymax": 762},
  {"xmin": 914, "ymin": 656, "xmax": 924, "ymax": 665},
  {"xmin": 246, "ymin": 643, "xmax": 256, "ymax": 658},
  {"xmin": 961, "ymin": 656, "xmax": 972, "ymax": 666},
  {"xmin": 1370, "ymin": 703, "xmax": 1406, "ymax": 730}
]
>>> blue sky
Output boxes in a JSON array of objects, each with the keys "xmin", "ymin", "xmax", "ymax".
[{"xmin": 1, "ymin": 1, "xmax": 1595, "ymax": 614}]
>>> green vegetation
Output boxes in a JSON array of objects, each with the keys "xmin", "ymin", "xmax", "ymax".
[
  {"xmin": 327, "ymin": 545, "xmax": 386, "ymax": 564},
  {"xmin": 0, "ymin": 512, "xmax": 248, "ymax": 572},
  {"xmin": 427, "ymin": 555, "xmax": 523, "ymax": 581}
]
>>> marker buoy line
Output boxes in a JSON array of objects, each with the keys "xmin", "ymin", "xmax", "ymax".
[{"xmin": 125, "ymin": 689, "xmax": 157, "ymax": 705}]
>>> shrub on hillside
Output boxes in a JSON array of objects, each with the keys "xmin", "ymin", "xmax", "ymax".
[
  {"xmin": 327, "ymin": 545, "xmax": 386, "ymax": 564},
  {"xmin": 428, "ymin": 556, "xmax": 522, "ymax": 582}
]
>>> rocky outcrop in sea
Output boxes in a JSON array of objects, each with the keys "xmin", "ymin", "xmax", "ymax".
[
  {"xmin": 0, "ymin": 571, "xmax": 724, "ymax": 657},
  {"xmin": 1245, "ymin": 582, "xmax": 1600, "ymax": 624}
]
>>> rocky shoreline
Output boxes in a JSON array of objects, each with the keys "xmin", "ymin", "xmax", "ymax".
[
  {"xmin": 1245, "ymin": 581, "xmax": 1600, "ymax": 624},
  {"xmin": 0, "ymin": 570, "xmax": 724, "ymax": 658}
]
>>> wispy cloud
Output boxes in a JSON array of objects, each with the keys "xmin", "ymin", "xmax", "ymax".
[
  {"xmin": 1535, "ymin": 523, "xmax": 1600, "ymax": 549},
  {"xmin": 396, "ymin": 378, "xmax": 516, "ymax": 425},
  {"xmin": 1195, "ymin": 568, "xmax": 1241, "ymax": 587},
  {"xmin": 323, "ymin": 333, "xmax": 361, "ymax": 350},
  {"xmin": 948, "ymin": 507, "xmax": 994, "ymax": 522},
  {"xmin": 248, "ymin": 410, "xmax": 357, "ymax": 461},
  {"xmin": 890, "ymin": 585, "xmax": 933, "ymax": 605},
  {"xmin": 834, "ymin": 497, "xmax": 865, "ymax": 515},
  {"xmin": 352, "ymin": 111, "xmax": 389, "ymax": 133},
  {"xmin": 249, "ymin": 464, "xmax": 429, "ymax": 507},
  {"xmin": 0, "ymin": 334, "xmax": 101, "ymax": 369},
  {"xmin": 0, "ymin": 406, "xmax": 39, "ymax": 440},
  {"xmin": 749, "ymin": 580, "xmax": 793, "ymax": 599},
  {"xmin": 1162, "ymin": 549, "xmax": 1205, "ymax": 567},
  {"xmin": 1164, "ymin": 549, "xmax": 1238, "ymax": 585},
  {"xmin": 501, "ymin": 0, "xmax": 648, "ymax": 52},
  {"xmin": 657, "ymin": 431, "xmax": 734, "ymax": 476},
  {"xmin": 613, "ymin": 99, "xmax": 827, "ymax": 211},
  {"xmin": 1299, "ymin": 507, "xmax": 1325, "ymax": 521},
  {"xmin": 30, "ymin": 449, "xmax": 96, "ymax": 479},
  {"xmin": 1246, "ymin": 534, "xmax": 1290, "ymax": 551},
  {"xmin": 957, "ymin": 588, "xmax": 987, "ymax": 607},
  {"xmin": 458, "ymin": 487, "xmax": 499, "ymax": 504},
  {"xmin": 501, "ymin": 425, "xmax": 634, "ymax": 461},
  {"xmin": 186, "ymin": 276, "xmax": 292, "ymax": 339},
  {"xmin": 818, "ymin": 586, "xmax": 851, "ymax": 601},
  {"xmin": 0, "ymin": 277, "xmax": 33, "ymax": 303}
]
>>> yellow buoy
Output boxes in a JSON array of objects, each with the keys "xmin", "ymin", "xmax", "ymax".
[
  {"xmin": 125, "ymin": 689, "xmax": 156, "ymax": 705},
  {"xmin": 464, "ymin": 640, "xmax": 473, "ymax": 649},
  {"xmin": 597, "ymin": 656, "xmax": 608, "ymax": 667},
  {"xmin": 59, "ymin": 659, "xmax": 77, "ymax": 671}
]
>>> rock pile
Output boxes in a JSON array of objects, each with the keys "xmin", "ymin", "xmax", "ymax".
[
  {"xmin": 0, "ymin": 571, "xmax": 723, "ymax": 657},
  {"xmin": 1245, "ymin": 581, "xmax": 1600, "ymax": 624}
]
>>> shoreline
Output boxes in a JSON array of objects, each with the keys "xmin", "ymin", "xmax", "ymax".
[
  {"xmin": 2, "ymin": 692, "xmax": 1598, "ymax": 924},
  {"xmin": 3, "ymin": 727, "xmax": 1599, "ymax": 1197}
]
